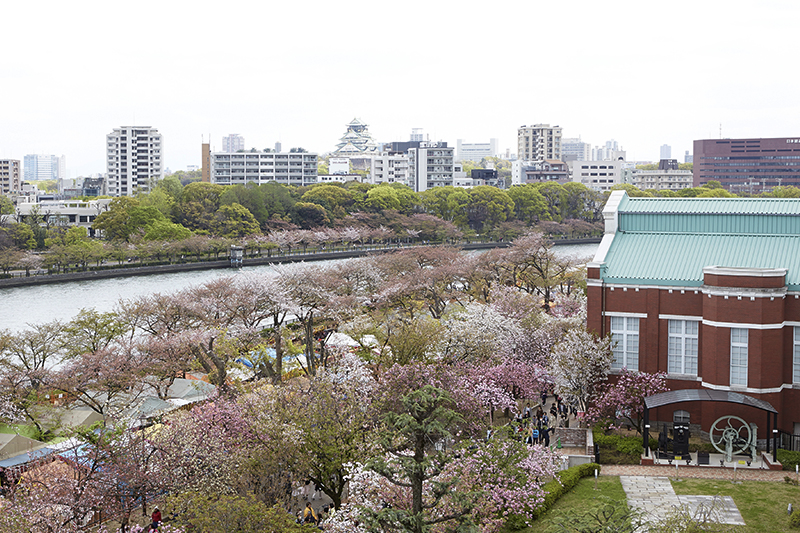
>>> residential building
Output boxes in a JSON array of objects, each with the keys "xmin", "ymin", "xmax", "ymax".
[
  {"xmin": 211, "ymin": 151, "xmax": 318, "ymax": 187},
  {"xmin": 632, "ymin": 159, "xmax": 693, "ymax": 191},
  {"xmin": 24, "ymin": 154, "xmax": 65, "ymax": 181},
  {"xmin": 222, "ymin": 134, "xmax": 245, "ymax": 153},
  {"xmin": 202, "ymin": 143, "xmax": 211, "ymax": 182},
  {"xmin": 685, "ymin": 150, "xmax": 693, "ymax": 164},
  {"xmin": 693, "ymin": 137, "xmax": 800, "ymax": 193},
  {"xmin": 587, "ymin": 191, "xmax": 800, "ymax": 447},
  {"xmin": 106, "ymin": 126, "xmax": 163, "ymax": 196},
  {"xmin": 456, "ymin": 138, "xmax": 498, "ymax": 162},
  {"xmin": 370, "ymin": 151, "xmax": 409, "ymax": 186},
  {"xmin": 329, "ymin": 158, "xmax": 350, "ymax": 175},
  {"xmin": 408, "ymin": 142, "xmax": 454, "ymax": 192},
  {"xmin": 517, "ymin": 124, "xmax": 562, "ymax": 161},
  {"xmin": 561, "ymin": 137, "xmax": 592, "ymax": 162},
  {"xmin": 0, "ymin": 159, "xmax": 21, "ymax": 196},
  {"xmin": 660, "ymin": 144, "xmax": 672, "ymax": 160},
  {"xmin": 471, "ymin": 168, "xmax": 501, "ymax": 188},
  {"xmin": 571, "ymin": 160, "xmax": 623, "ymax": 191},
  {"xmin": 512, "ymin": 160, "xmax": 569, "ymax": 185}
]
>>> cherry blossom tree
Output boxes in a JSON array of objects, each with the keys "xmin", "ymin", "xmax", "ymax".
[
  {"xmin": 549, "ymin": 329, "xmax": 614, "ymax": 413},
  {"xmin": 585, "ymin": 368, "xmax": 669, "ymax": 434}
]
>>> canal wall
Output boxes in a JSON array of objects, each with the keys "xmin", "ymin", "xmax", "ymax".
[{"xmin": 0, "ymin": 238, "xmax": 600, "ymax": 289}]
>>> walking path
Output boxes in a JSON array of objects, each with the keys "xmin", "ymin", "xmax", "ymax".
[
  {"xmin": 602, "ymin": 463, "xmax": 787, "ymax": 482},
  {"xmin": 620, "ymin": 475, "xmax": 745, "ymax": 527}
]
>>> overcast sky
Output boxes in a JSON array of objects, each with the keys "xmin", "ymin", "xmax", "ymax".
[{"xmin": 2, "ymin": 0, "xmax": 797, "ymax": 177}]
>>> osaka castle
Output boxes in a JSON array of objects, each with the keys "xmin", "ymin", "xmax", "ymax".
[{"xmin": 333, "ymin": 118, "xmax": 379, "ymax": 155}]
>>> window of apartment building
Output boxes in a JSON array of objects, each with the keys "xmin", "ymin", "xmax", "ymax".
[
  {"xmin": 730, "ymin": 328, "xmax": 748, "ymax": 386},
  {"xmin": 610, "ymin": 316, "xmax": 639, "ymax": 370},
  {"xmin": 794, "ymin": 327, "xmax": 800, "ymax": 383},
  {"xmin": 668, "ymin": 320, "xmax": 698, "ymax": 375}
]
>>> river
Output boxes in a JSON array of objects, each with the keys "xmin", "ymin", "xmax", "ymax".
[{"xmin": 0, "ymin": 242, "xmax": 599, "ymax": 332}]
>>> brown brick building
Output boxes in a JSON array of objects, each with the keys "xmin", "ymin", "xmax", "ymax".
[{"xmin": 587, "ymin": 191, "xmax": 800, "ymax": 445}]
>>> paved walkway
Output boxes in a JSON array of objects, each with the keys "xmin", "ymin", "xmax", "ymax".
[
  {"xmin": 602, "ymin": 463, "xmax": 788, "ymax": 482},
  {"xmin": 620, "ymin": 475, "xmax": 745, "ymax": 527}
]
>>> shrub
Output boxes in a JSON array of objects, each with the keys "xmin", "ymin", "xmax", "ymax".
[
  {"xmin": 778, "ymin": 449, "xmax": 800, "ymax": 471},
  {"xmin": 790, "ymin": 509, "xmax": 800, "ymax": 529}
]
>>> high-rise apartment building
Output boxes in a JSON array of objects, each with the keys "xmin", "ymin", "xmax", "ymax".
[
  {"xmin": 106, "ymin": 126, "xmax": 163, "ymax": 196},
  {"xmin": 408, "ymin": 142, "xmax": 454, "ymax": 192},
  {"xmin": 660, "ymin": 144, "xmax": 672, "ymax": 160},
  {"xmin": 455, "ymin": 138, "xmax": 498, "ymax": 162},
  {"xmin": 0, "ymin": 159, "xmax": 21, "ymax": 196},
  {"xmin": 693, "ymin": 137, "xmax": 800, "ymax": 193},
  {"xmin": 222, "ymin": 134, "xmax": 245, "ymax": 153},
  {"xmin": 517, "ymin": 124, "xmax": 562, "ymax": 161},
  {"xmin": 23, "ymin": 154, "xmax": 64, "ymax": 181}
]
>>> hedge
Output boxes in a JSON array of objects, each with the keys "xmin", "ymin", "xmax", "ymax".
[
  {"xmin": 778, "ymin": 449, "xmax": 800, "ymax": 471},
  {"xmin": 531, "ymin": 462, "xmax": 601, "ymax": 520},
  {"xmin": 593, "ymin": 433, "xmax": 657, "ymax": 456}
]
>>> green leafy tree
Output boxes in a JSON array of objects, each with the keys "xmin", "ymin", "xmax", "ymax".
[
  {"xmin": 466, "ymin": 185, "xmax": 514, "ymax": 232},
  {"xmin": 0, "ymin": 195, "xmax": 13, "ymax": 215},
  {"xmin": 301, "ymin": 184, "xmax": 355, "ymax": 214},
  {"xmin": 364, "ymin": 186, "xmax": 401, "ymax": 211},
  {"xmin": 293, "ymin": 202, "xmax": 330, "ymax": 228},
  {"xmin": 507, "ymin": 184, "xmax": 550, "ymax": 224},
  {"xmin": 143, "ymin": 219, "xmax": 193, "ymax": 241},
  {"xmin": 212, "ymin": 203, "xmax": 261, "ymax": 238}
]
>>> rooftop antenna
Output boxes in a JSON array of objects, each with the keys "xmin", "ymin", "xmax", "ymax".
[{"xmin": 719, "ymin": 123, "xmax": 722, "ymax": 139}]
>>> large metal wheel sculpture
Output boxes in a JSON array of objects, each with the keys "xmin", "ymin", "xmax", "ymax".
[{"xmin": 710, "ymin": 415, "xmax": 753, "ymax": 463}]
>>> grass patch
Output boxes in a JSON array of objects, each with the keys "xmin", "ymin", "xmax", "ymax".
[
  {"xmin": 0, "ymin": 423, "xmax": 41, "ymax": 439},
  {"xmin": 510, "ymin": 476, "xmax": 630, "ymax": 532},
  {"xmin": 671, "ymin": 478, "xmax": 800, "ymax": 533}
]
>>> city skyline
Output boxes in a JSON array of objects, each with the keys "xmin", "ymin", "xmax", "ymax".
[{"xmin": 1, "ymin": 1, "xmax": 797, "ymax": 177}]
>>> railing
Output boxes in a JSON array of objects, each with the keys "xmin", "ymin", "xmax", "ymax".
[{"xmin": 778, "ymin": 429, "xmax": 800, "ymax": 452}]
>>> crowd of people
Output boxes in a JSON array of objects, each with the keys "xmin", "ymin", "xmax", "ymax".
[{"xmin": 507, "ymin": 391, "xmax": 578, "ymax": 447}]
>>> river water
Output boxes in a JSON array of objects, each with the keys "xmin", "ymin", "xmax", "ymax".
[{"xmin": 0, "ymin": 242, "xmax": 599, "ymax": 333}]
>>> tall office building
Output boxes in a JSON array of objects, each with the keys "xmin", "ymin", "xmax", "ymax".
[
  {"xmin": 660, "ymin": 144, "xmax": 672, "ymax": 160},
  {"xmin": 23, "ymin": 154, "xmax": 64, "ymax": 181},
  {"xmin": 106, "ymin": 126, "xmax": 163, "ymax": 196},
  {"xmin": 222, "ymin": 134, "xmax": 245, "ymax": 153},
  {"xmin": 517, "ymin": 124, "xmax": 562, "ymax": 161},
  {"xmin": 694, "ymin": 136, "xmax": 800, "ymax": 193},
  {"xmin": 0, "ymin": 159, "xmax": 21, "ymax": 196},
  {"xmin": 561, "ymin": 137, "xmax": 592, "ymax": 162}
]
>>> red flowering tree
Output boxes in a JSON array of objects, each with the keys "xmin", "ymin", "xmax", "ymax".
[{"xmin": 585, "ymin": 368, "xmax": 669, "ymax": 434}]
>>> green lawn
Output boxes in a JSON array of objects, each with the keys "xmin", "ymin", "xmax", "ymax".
[
  {"xmin": 514, "ymin": 476, "xmax": 630, "ymax": 532},
  {"xmin": 513, "ymin": 476, "xmax": 800, "ymax": 533},
  {"xmin": 671, "ymin": 478, "xmax": 800, "ymax": 533}
]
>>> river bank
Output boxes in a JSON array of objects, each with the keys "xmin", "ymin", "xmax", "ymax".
[{"xmin": 0, "ymin": 238, "xmax": 600, "ymax": 289}]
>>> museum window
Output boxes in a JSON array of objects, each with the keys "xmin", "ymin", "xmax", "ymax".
[
  {"xmin": 730, "ymin": 328, "xmax": 748, "ymax": 387},
  {"xmin": 610, "ymin": 316, "xmax": 639, "ymax": 370},
  {"xmin": 794, "ymin": 327, "xmax": 800, "ymax": 383},
  {"xmin": 668, "ymin": 320, "xmax": 698, "ymax": 375}
]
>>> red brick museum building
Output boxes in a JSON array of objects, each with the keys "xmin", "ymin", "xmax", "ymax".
[{"xmin": 586, "ymin": 191, "xmax": 800, "ymax": 445}]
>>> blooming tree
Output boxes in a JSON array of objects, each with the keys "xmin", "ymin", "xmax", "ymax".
[
  {"xmin": 585, "ymin": 368, "xmax": 669, "ymax": 434},
  {"xmin": 549, "ymin": 329, "xmax": 613, "ymax": 413}
]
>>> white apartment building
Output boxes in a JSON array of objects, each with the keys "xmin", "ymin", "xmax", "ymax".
[
  {"xmin": 23, "ymin": 154, "xmax": 64, "ymax": 181},
  {"xmin": 106, "ymin": 126, "xmax": 163, "ymax": 196},
  {"xmin": 632, "ymin": 168, "xmax": 694, "ymax": 191},
  {"xmin": 222, "ymin": 134, "xmax": 245, "ymax": 153},
  {"xmin": 571, "ymin": 160, "xmax": 623, "ymax": 191},
  {"xmin": 517, "ymin": 124, "xmax": 562, "ymax": 161},
  {"xmin": 0, "ymin": 159, "xmax": 21, "ymax": 196},
  {"xmin": 211, "ymin": 151, "xmax": 318, "ymax": 186},
  {"xmin": 456, "ymin": 138, "xmax": 498, "ymax": 162},
  {"xmin": 408, "ymin": 142, "xmax": 454, "ymax": 192},
  {"xmin": 370, "ymin": 152, "xmax": 409, "ymax": 186}
]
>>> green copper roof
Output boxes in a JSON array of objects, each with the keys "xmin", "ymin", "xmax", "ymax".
[
  {"xmin": 598, "ymin": 192, "xmax": 800, "ymax": 289},
  {"xmin": 601, "ymin": 233, "xmax": 800, "ymax": 288}
]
